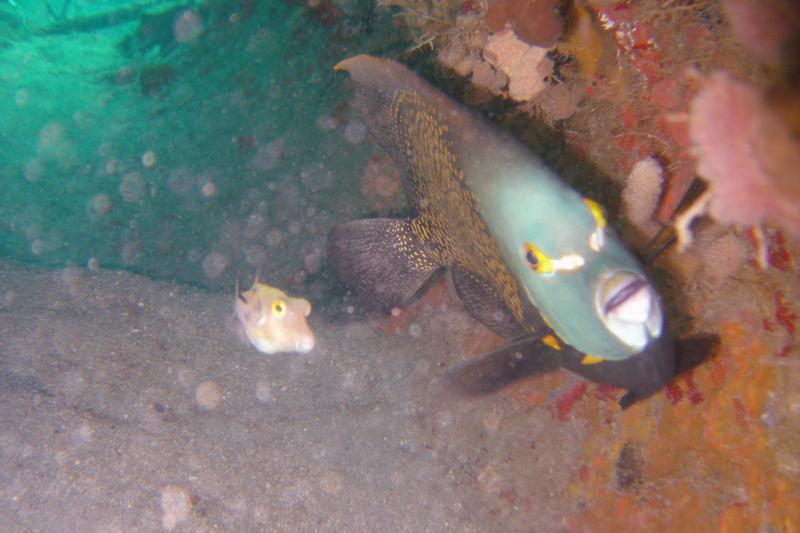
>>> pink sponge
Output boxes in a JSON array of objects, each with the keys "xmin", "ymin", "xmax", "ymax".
[{"xmin": 687, "ymin": 71, "xmax": 800, "ymax": 239}]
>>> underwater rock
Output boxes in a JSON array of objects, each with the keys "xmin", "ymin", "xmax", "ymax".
[{"xmin": 485, "ymin": 0, "xmax": 564, "ymax": 48}]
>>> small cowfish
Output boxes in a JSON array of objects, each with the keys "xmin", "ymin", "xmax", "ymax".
[
  {"xmin": 328, "ymin": 55, "xmax": 713, "ymax": 407},
  {"xmin": 234, "ymin": 275, "xmax": 315, "ymax": 354}
]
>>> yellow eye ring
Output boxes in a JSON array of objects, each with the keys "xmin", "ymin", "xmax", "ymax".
[
  {"xmin": 272, "ymin": 299, "xmax": 286, "ymax": 317},
  {"xmin": 523, "ymin": 243, "xmax": 555, "ymax": 275},
  {"xmin": 523, "ymin": 242, "xmax": 585, "ymax": 276}
]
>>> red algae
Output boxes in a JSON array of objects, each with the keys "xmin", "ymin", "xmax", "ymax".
[
  {"xmin": 774, "ymin": 291, "xmax": 797, "ymax": 336},
  {"xmin": 552, "ymin": 381, "xmax": 588, "ymax": 421},
  {"xmin": 767, "ymin": 231, "xmax": 792, "ymax": 272}
]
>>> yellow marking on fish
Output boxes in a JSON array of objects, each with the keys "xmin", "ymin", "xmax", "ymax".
[
  {"xmin": 542, "ymin": 334, "xmax": 561, "ymax": 351},
  {"xmin": 581, "ymin": 354, "xmax": 605, "ymax": 365},
  {"xmin": 234, "ymin": 277, "xmax": 315, "ymax": 355},
  {"xmin": 524, "ymin": 242, "xmax": 585, "ymax": 276},
  {"xmin": 584, "ymin": 198, "xmax": 607, "ymax": 252},
  {"xmin": 391, "ymin": 90, "xmax": 526, "ymax": 325},
  {"xmin": 583, "ymin": 198, "xmax": 606, "ymax": 229}
]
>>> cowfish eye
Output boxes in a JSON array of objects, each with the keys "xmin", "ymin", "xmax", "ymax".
[
  {"xmin": 583, "ymin": 198, "xmax": 607, "ymax": 252},
  {"xmin": 272, "ymin": 299, "xmax": 286, "ymax": 317}
]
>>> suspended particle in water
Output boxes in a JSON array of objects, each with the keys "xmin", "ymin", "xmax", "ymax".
[
  {"xmin": 202, "ymin": 251, "xmax": 229, "ymax": 279},
  {"xmin": 293, "ymin": 269, "xmax": 307, "ymax": 284},
  {"xmin": 160, "ymin": 485, "xmax": 192, "ymax": 531},
  {"xmin": 391, "ymin": 307, "xmax": 401, "ymax": 317},
  {"xmin": 167, "ymin": 167, "xmax": 193, "ymax": 196},
  {"xmin": 98, "ymin": 142, "xmax": 113, "ymax": 158},
  {"xmin": 195, "ymin": 380, "xmax": 222, "ymax": 410},
  {"xmin": 304, "ymin": 250, "xmax": 322, "ymax": 274},
  {"xmin": 142, "ymin": 150, "xmax": 157, "ymax": 168},
  {"xmin": 15, "ymin": 88, "xmax": 29, "ymax": 107},
  {"xmin": 187, "ymin": 249, "xmax": 202, "ymax": 263},
  {"xmin": 24, "ymin": 159, "xmax": 43, "ymax": 182},
  {"xmin": 245, "ymin": 244, "xmax": 268, "ymax": 268},
  {"xmin": 174, "ymin": 10, "xmax": 204, "ymax": 43},
  {"xmin": 87, "ymin": 257, "xmax": 100, "ymax": 270},
  {"xmin": 255, "ymin": 380, "xmax": 274, "ymax": 403},
  {"xmin": 316, "ymin": 114, "xmax": 340, "ymax": 132},
  {"xmin": 200, "ymin": 179, "xmax": 217, "ymax": 198},
  {"xmin": 3, "ymin": 289, "xmax": 16, "ymax": 307},
  {"xmin": 343, "ymin": 119, "xmax": 367, "ymax": 144},
  {"xmin": 119, "ymin": 171, "xmax": 146, "ymax": 202},
  {"xmin": 30, "ymin": 239, "xmax": 44, "ymax": 255},
  {"xmin": 288, "ymin": 220, "xmax": 302, "ymax": 235},
  {"xmin": 252, "ymin": 139, "xmax": 286, "ymax": 171},
  {"xmin": 244, "ymin": 212, "xmax": 266, "ymax": 240},
  {"xmin": 92, "ymin": 193, "xmax": 113, "ymax": 215},
  {"xmin": 319, "ymin": 470, "xmax": 344, "ymax": 496},
  {"xmin": 96, "ymin": 91, "xmax": 114, "ymax": 106},
  {"xmin": 121, "ymin": 241, "xmax": 142, "ymax": 265},
  {"xmin": 266, "ymin": 228, "xmax": 284, "ymax": 247},
  {"xmin": 38, "ymin": 122, "xmax": 65, "ymax": 153}
]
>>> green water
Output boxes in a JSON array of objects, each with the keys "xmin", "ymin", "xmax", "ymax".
[{"xmin": 0, "ymin": 0, "xmax": 403, "ymax": 292}]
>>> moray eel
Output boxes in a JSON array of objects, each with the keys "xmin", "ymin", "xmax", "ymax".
[
  {"xmin": 328, "ymin": 55, "xmax": 696, "ymax": 407},
  {"xmin": 235, "ymin": 275, "xmax": 315, "ymax": 355}
]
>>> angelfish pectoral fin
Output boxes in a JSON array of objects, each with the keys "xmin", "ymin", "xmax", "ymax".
[
  {"xmin": 327, "ymin": 217, "xmax": 439, "ymax": 312},
  {"xmin": 451, "ymin": 266, "xmax": 526, "ymax": 340},
  {"xmin": 440, "ymin": 337, "xmax": 562, "ymax": 397}
]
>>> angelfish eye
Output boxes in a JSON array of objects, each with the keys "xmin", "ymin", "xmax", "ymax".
[
  {"xmin": 525, "ymin": 248, "xmax": 538, "ymax": 269},
  {"xmin": 523, "ymin": 242, "xmax": 585, "ymax": 276},
  {"xmin": 523, "ymin": 243, "xmax": 555, "ymax": 276},
  {"xmin": 272, "ymin": 299, "xmax": 286, "ymax": 316}
]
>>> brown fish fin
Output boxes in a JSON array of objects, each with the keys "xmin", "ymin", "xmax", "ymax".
[
  {"xmin": 451, "ymin": 265, "xmax": 526, "ymax": 340},
  {"xmin": 327, "ymin": 217, "xmax": 439, "ymax": 312}
]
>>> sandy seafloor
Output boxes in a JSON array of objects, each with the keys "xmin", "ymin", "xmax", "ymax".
[{"xmin": 0, "ymin": 260, "xmax": 591, "ymax": 532}]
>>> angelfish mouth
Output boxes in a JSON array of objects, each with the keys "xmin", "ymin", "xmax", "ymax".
[
  {"xmin": 603, "ymin": 277, "xmax": 647, "ymax": 316},
  {"xmin": 596, "ymin": 271, "xmax": 663, "ymax": 350}
]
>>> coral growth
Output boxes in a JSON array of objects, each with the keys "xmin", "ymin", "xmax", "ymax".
[
  {"xmin": 622, "ymin": 157, "xmax": 662, "ymax": 239},
  {"xmin": 721, "ymin": 0, "xmax": 800, "ymax": 65},
  {"xmin": 677, "ymin": 72, "xmax": 800, "ymax": 251},
  {"xmin": 482, "ymin": 29, "xmax": 552, "ymax": 101},
  {"xmin": 485, "ymin": 0, "xmax": 564, "ymax": 48}
]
